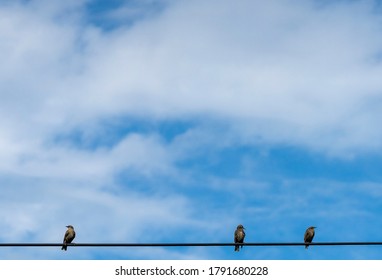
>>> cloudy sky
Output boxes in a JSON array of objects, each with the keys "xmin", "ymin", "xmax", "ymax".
[{"xmin": 1, "ymin": 0, "xmax": 382, "ymax": 260}]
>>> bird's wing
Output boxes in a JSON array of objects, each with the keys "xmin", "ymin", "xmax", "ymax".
[
  {"xmin": 63, "ymin": 230, "xmax": 70, "ymax": 242},
  {"xmin": 304, "ymin": 230, "xmax": 309, "ymax": 242}
]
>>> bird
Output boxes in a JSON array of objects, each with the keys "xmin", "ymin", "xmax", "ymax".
[
  {"xmin": 304, "ymin": 226, "xmax": 316, "ymax": 249},
  {"xmin": 61, "ymin": 225, "xmax": 76, "ymax": 251},
  {"xmin": 234, "ymin": 224, "xmax": 246, "ymax": 251}
]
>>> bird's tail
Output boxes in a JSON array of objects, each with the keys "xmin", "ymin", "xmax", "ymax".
[
  {"xmin": 234, "ymin": 245, "xmax": 239, "ymax": 251},
  {"xmin": 305, "ymin": 244, "xmax": 309, "ymax": 249},
  {"xmin": 62, "ymin": 244, "xmax": 67, "ymax": 251}
]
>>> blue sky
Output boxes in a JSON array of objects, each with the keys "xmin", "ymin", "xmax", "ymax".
[{"xmin": 1, "ymin": 0, "xmax": 382, "ymax": 260}]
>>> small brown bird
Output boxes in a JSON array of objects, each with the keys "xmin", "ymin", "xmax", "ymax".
[
  {"xmin": 61, "ymin": 225, "xmax": 76, "ymax": 251},
  {"xmin": 304, "ymin": 226, "xmax": 316, "ymax": 249},
  {"xmin": 234, "ymin": 224, "xmax": 246, "ymax": 251}
]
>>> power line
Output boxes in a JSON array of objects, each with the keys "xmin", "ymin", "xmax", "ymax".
[{"xmin": 1, "ymin": 242, "xmax": 382, "ymax": 247}]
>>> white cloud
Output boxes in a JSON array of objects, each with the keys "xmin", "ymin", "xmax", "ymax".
[{"xmin": 2, "ymin": 0, "xmax": 382, "ymax": 156}]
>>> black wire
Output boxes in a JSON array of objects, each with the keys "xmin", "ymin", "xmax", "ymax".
[{"xmin": 1, "ymin": 242, "xmax": 382, "ymax": 247}]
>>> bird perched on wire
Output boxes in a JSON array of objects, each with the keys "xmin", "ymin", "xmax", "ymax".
[
  {"xmin": 61, "ymin": 225, "xmax": 76, "ymax": 251},
  {"xmin": 234, "ymin": 224, "xmax": 246, "ymax": 251},
  {"xmin": 304, "ymin": 226, "xmax": 316, "ymax": 249}
]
